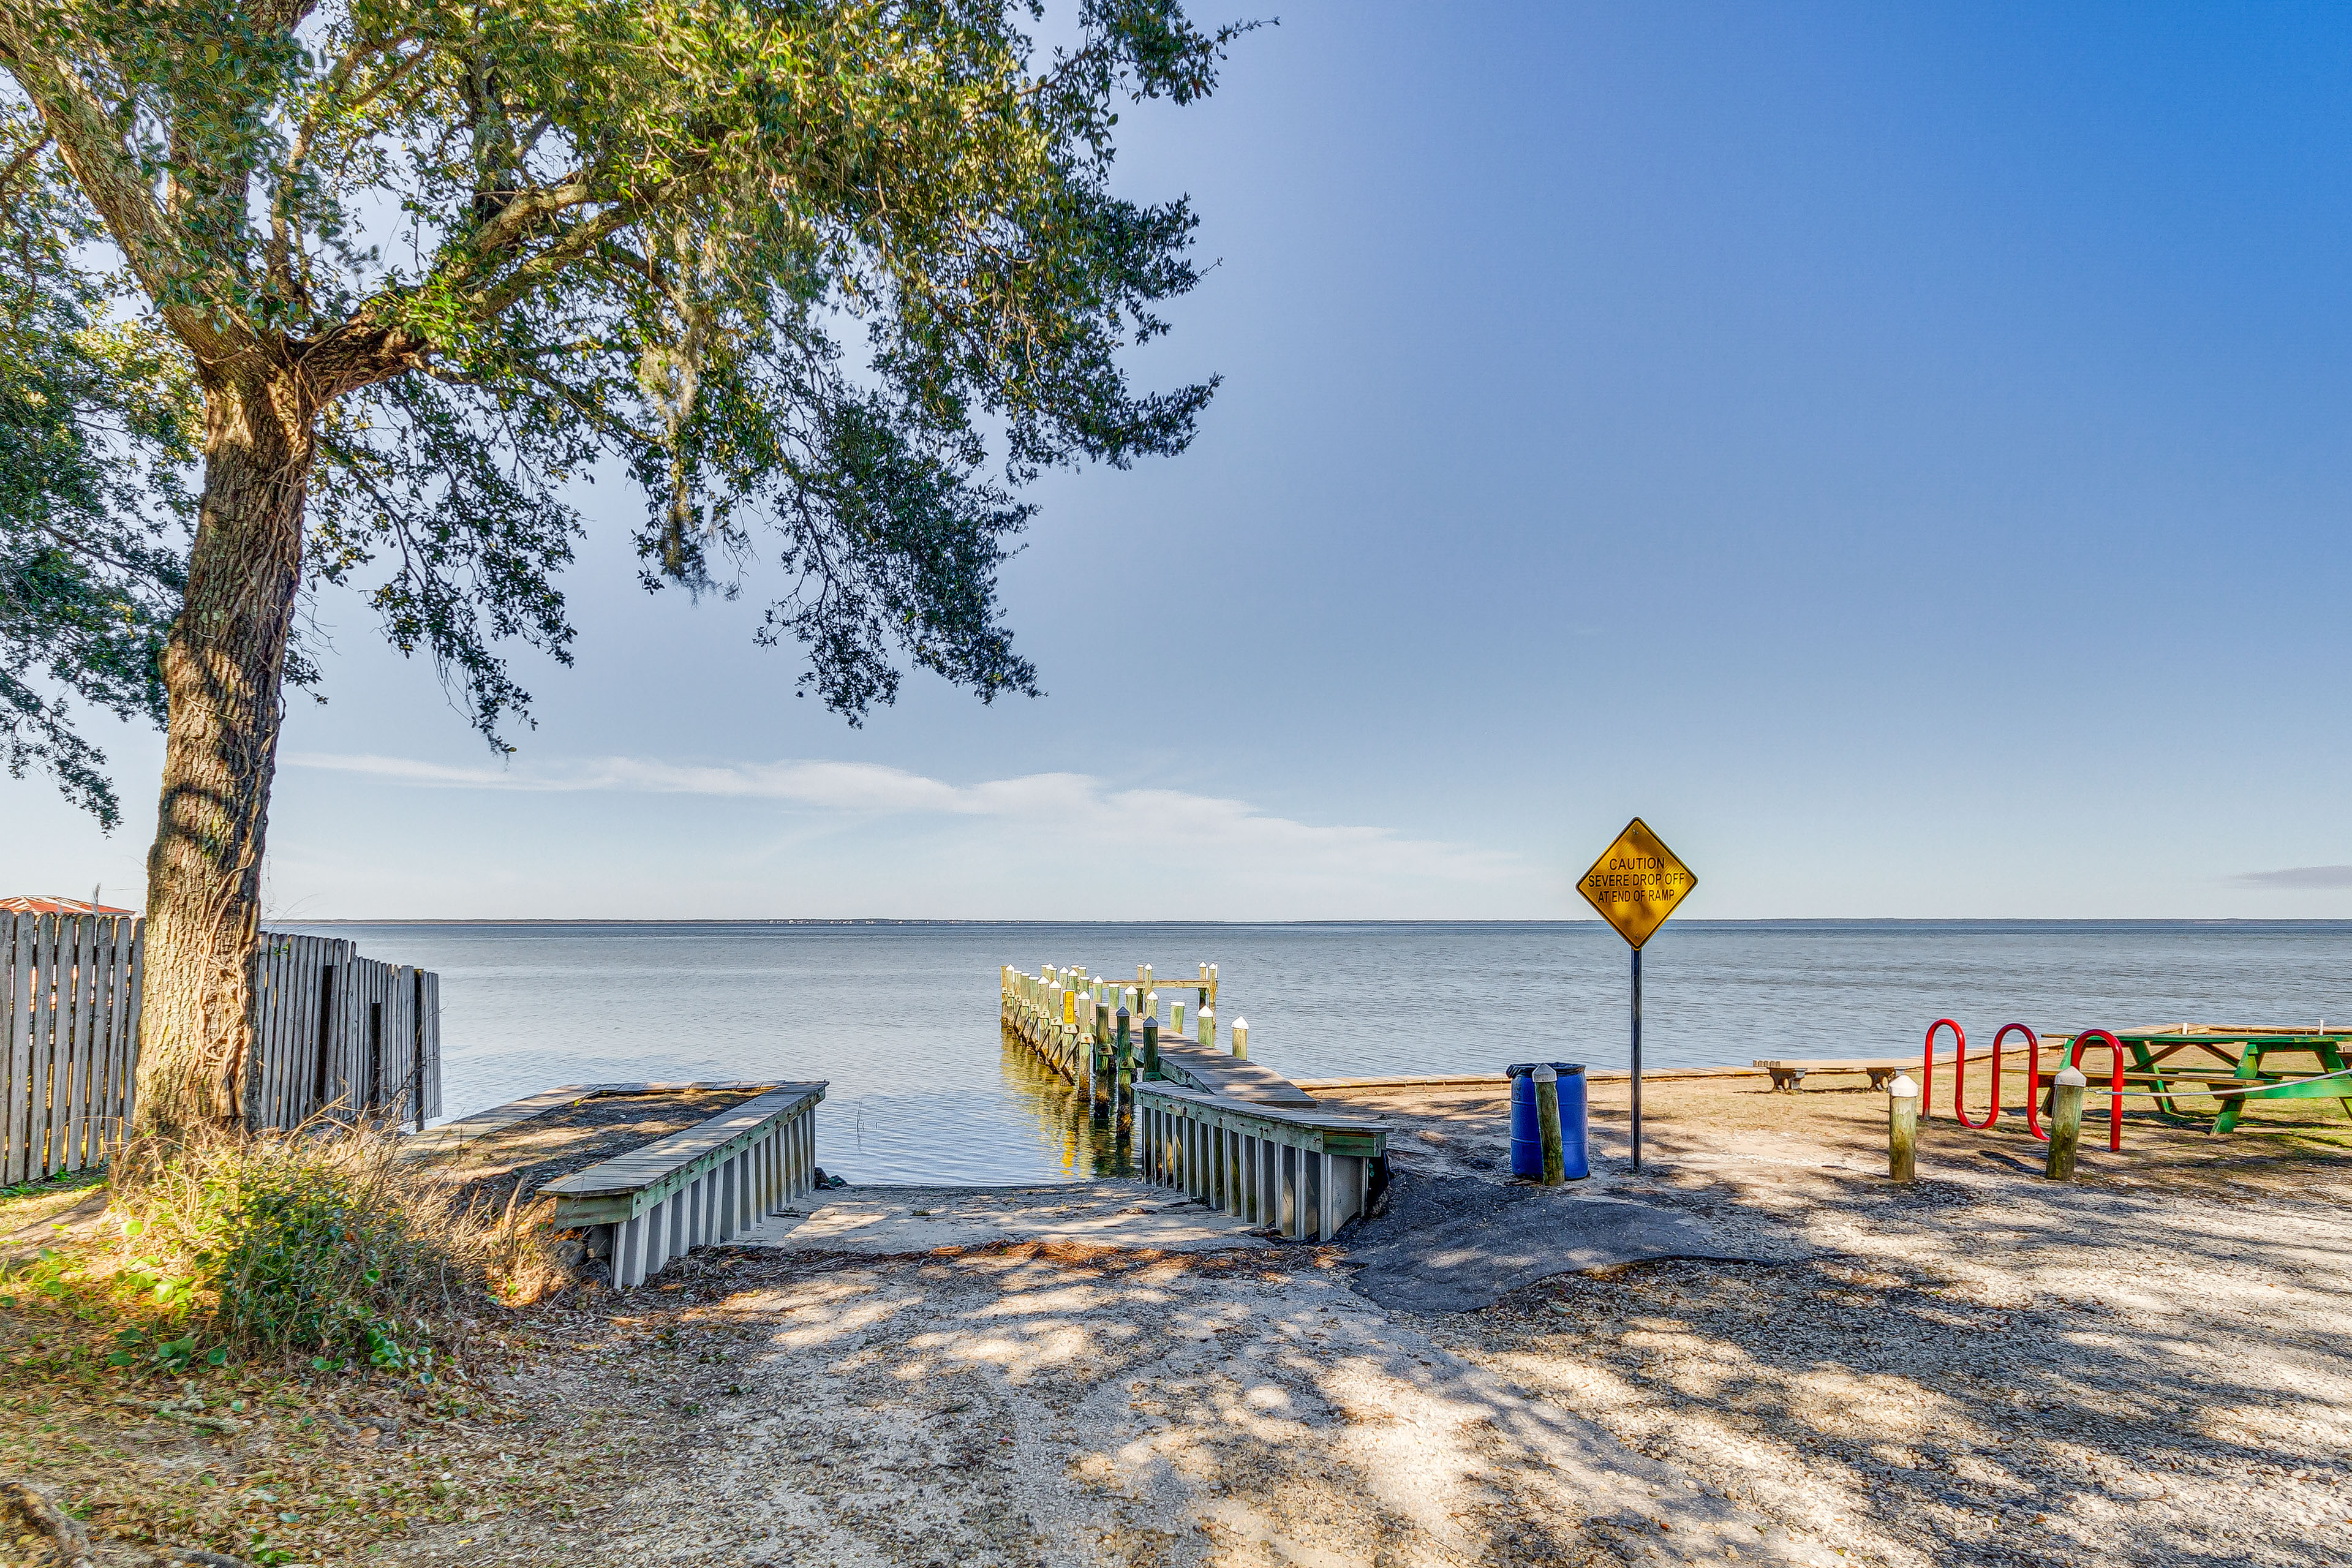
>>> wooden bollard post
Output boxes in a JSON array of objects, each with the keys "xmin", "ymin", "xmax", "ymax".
[
  {"xmin": 1108, "ymin": 1006, "xmax": 1129, "ymax": 1110},
  {"xmin": 1198, "ymin": 1006, "xmax": 1214, "ymax": 1047},
  {"xmin": 1142, "ymin": 1017, "xmax": 1160, "ymax": 1079},
  {"xmin": 1888, "ymin": 1071, "xmax": 1918, "ymax": 1183},
  {"xmin": 1145, "ymin": 987, "xmax": 1159, "ymax": 1025},
  {"xmin": 2046, "ymin": 1066, "xmax": 2086, "ymax": 1181},
  {"xmin": 1172, "ymin": 999, "xmax": 1187, "ymax": 1036},
  {"xmin": 1534, "ymin": 1065, "xmax": 1565, "ymax": 1185},
  {"xmin": 1232, "ymin": 1018, "xmax": 1248, "ymax": 1060}
]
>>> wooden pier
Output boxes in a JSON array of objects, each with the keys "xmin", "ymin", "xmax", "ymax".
[{"xmin": 1000, "ymin": 963, "xmax": 1387, "ymax": 1238}]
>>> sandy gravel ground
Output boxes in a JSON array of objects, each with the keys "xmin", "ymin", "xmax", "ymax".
[
  {"xmin": 153, "ymin": 1069, "xmax": 2351, "ymax": 1568},
  {"xmin": 431, "ymin": 1227, "xmax": 1789, "ymax": 1568},
  {"xmin": 1329, "ymin": 1073, "xmax": 2352, "ymax": 1568}
]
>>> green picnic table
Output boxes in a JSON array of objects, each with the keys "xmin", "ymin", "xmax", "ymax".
[{"xmin": 2083, "ymin": 1027, "xmax": 2352, "ymax": 1132}]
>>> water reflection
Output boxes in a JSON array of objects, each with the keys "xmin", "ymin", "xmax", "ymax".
[{"xmin": 1000, "ymin": 1026, "xmax": 1135, "ymax": 1179}]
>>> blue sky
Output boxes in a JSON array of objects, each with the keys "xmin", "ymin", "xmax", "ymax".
[{"xmin": 16, "ymin": 1, "xmax": 2352, "ymax": 919}]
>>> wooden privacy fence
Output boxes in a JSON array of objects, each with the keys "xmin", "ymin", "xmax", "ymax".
[
  {"xmin": 246, "ymin": 932, "xmax": 442, "ymax": 1135},
  {"xmin": 1, "ymin": 913, "xmax": 141, "ymax": 1185},
  {"xmin": 1, "ymin": 914, "xmax": 443, "ymax": 1185}
]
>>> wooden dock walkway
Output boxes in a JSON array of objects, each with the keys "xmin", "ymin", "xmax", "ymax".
[
  {"xmin": 1152, "ymin": 1039, "xmax": 1318, "ymax": 1106},
  {"xmin": 1000, "ymin": 962, "xmax": 1318, "ymax": 1107},
  {"xmin": 1000, "ymin": 963, "xmax": 1390, "ymax": 1237}
]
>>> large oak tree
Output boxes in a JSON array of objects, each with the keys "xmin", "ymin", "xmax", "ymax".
[{"xmin": 0, "ymin": 0, "xmax": 1243, "ymax": 1137}]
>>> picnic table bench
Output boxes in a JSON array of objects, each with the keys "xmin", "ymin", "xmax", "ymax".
[{"xmin": 2067, "ymin": 1027, "xmax": 2352, "ymax": 1132}]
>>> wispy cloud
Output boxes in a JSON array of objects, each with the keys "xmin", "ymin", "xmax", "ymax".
[
  {"xmin": 282, "ymin": 752, "xmax": 1528, "ymax": 886},
  {"xmin": 2232, "ymin": 864, "xmax": 2352, "ymax": 889}
]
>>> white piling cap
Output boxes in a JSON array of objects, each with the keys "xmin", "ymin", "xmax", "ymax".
[
  {"xmin": 2056, "ymin": 1066, "xmax": 2087, "ymax": 1087},
  {"xmin": 1532, "ymin": 1065, "xmax": 1557, "ymax": 1082},
  {"xmin": 1888, "ymin": 1072, "xmax": 1919, "ymax": 1098}
]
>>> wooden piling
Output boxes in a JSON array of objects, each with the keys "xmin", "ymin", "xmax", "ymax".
[
  {"xmin": 1887, "ymin": 1071, "xmax": 1918, "ymax": 1183},
  {"xmin": 1199, "ymin": 1006, "xmax": 1214, "ymax": 1047},
  {"xmin": 2046, "ymin": 1066, "xmax": 2086, "ymax": 1181},
  {"xmin": 1232, "ymin": 1018, "xmax": 1248, "ymax": 1061},
  {"xmin": 1534, "ymin": 1065, "xmax": 1564, "ymax": 1185},
  {"xmin": 1142, "ymin": 1017, "xmax": 1160, "ymax": 1079},
  {"xmin": 1106, "ymin": 1006, "xmax": 1129, "ymax": 1110}
]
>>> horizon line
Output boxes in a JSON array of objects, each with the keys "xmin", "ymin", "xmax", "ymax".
[{"xmin": 254, "ymin": 915, "xmax": 2352, "ymax": 927}]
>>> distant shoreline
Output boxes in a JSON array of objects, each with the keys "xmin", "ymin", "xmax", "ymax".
[{"xmin": 266, "ymin": 915, "xmax": 2352, "ymax": 928}]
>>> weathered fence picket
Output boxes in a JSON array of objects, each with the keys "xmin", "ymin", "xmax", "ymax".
[
  {"xmin": 0, "ymin": 914, "xmax": 140, "ymax": 1185},
  {"xmin": 0, "ymin": 914, "xmax": 442, "ymax": 1183},
  {"xmin": 243, "ymin": 934, "xmax": 442, "ymax": 1132}
]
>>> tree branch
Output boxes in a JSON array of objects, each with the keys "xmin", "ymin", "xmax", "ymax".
[
  {"xmin": 269, "ymin": 34, "xmax": 424, "ymax": 301},
  {"xmin": 470, "ymin": 170, "xmax": 708, "ymax": 317},
  {"xmin": 0, "ymin": 3, "xmax": 253, "ymax": 363}
]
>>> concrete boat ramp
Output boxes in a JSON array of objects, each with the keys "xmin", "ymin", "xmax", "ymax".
[{"xmin": 745, "ymin": 1180, "xmax": 1268, "ymax": 1254}]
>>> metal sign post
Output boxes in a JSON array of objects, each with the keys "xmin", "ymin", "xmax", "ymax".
[
  {"xmin": 1630, "ymin": 943, "xmax": 1642, "ymax": 1166},
  {"xmin": 1576, "ymin": 817, "xmax": 1695, "ymax": 1174}
]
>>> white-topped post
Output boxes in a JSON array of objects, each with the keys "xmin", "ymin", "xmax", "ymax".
[{"xmin": 1888, "ymin": 1071, "xmax": 1920, "ymax": 1183}]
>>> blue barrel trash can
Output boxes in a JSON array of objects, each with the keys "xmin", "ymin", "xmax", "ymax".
[{"xmin": 1506, "ymin": 1061, "xmax": 1590, "ymax": 1180}]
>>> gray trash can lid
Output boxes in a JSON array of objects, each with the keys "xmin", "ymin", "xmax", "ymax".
[{"xmin": 1505, "ymin": 1061, "xmax": 1585, "ymax": 1077}]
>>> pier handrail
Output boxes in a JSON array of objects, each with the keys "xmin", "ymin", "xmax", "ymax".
[
  {"xmin": 1136, "ymin": 1082, "xmax": 1390, "ymax": 1242},
  {"xmin": 542, "ymin": 1082, "xmax": 825, "ymax": 1287}
]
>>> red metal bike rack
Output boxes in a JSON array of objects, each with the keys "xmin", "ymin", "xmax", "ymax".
[
  {"xmin": 1923, "ymin": 1018, "xmax": 1962, "ymax": 1120},
  {"xmin": 2070, "ymin": 1028, "xmax": 2127, "ymax": 1152},
  {"xmin": 1953, "ymin": 1022, "xmax": 2029, "ymax": 1130},
  {"xmin": 2002, "ymin": 1024, "xmax": 2048, "ymax": 1142}
]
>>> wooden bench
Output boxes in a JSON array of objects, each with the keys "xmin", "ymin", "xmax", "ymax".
[
  {"xmin": 1755, "ymin": 1042, "xmax": 2054, "ymax": 1093},
  {"xmin": 540, "ymin": 1082, "xmax": 826, "ymax": 1287},
  {"xmin": 1753, "ymin": 1058, "xmax": 1910, "ymax": 1092},
  {"xmin": 1135, "ymin": 1083, "xmax": 1389, "ymax": 1241}
]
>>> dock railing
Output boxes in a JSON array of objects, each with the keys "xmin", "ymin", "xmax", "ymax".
[
  {"xmin": 1001, "ymin": 961, "xmax": 1232, "ymax": 1101},
  {"xmin": 1003, "ymin": 960, "xmax": 1392, "ymax": 1233},
  {"xmin": 540, "ymin": 1084, "xmax": 824, "ymax": 1287},
  {"xmin": 1134, "ymin": 1083, "xmax": 1389, "ymax": 1241}
]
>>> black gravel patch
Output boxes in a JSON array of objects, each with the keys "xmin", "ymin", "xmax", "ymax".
[{"xmin": 1340, "ymin": 1172, "xmax": 1790, "ymax": 1313}]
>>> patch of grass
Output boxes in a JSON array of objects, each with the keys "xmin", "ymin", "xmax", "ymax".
[
  {"xmin": 12, "ymin": 1121, "xmax": 570, "ymax": 1376},
  {"xmin": 0, "ymin": 1164, "xmax": 108, "ymax": 1207},
  {"xmin": 0, "ymin": 1293, "xmax": 604, "ymax": 1564}
]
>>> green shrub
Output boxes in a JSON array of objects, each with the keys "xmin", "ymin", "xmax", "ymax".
[{"xmin": 100, "ymin": 1123, "xmax": 559, "ymax": 1370}]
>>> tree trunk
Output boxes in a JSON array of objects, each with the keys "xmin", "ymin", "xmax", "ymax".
[{"xmin": 132, "ymin": 367, "xmax": 313, "ymax": 1140}]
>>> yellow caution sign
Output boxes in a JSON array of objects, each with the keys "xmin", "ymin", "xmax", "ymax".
[{"xmin": 1577, "ymin": 818, "xmax": 1696, "ymax": 949}]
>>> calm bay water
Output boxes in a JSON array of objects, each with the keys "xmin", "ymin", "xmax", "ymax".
[{"xmin": 284, "ymin": 920, "xmax": 2352, "ymax": 1186}]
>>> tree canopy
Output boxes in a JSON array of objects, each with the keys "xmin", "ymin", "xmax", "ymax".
[
  {"xmin": 3, "ymin": 0, "xmax": 1243, "ymax": 790},
  {"xmin": 0, "ymin": 0, "xmax": 1249, "ymax": 1135},
  {"xmin": 1, "ymin": 104, "xmax": 192, "ymax": 826}
]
